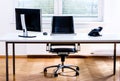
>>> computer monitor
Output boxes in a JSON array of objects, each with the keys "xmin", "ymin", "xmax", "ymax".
[
  {"xmin": 15, "ymin": 8, "xmax": 41, "ymax": 38},
  {"xmin": 52, "ymin": 16, "xmax": 74, "ymax": 34}
]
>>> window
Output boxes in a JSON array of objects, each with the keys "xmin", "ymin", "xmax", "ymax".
[{"xmin": 17, "ymin": 0, "xmax": 103, "ymax": 22}]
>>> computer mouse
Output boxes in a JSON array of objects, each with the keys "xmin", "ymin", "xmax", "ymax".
[{"xmin": 43, "ymin": 32, "xmax": 48, "ymax": 35}]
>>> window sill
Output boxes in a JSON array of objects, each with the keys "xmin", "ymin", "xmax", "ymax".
[{"xmin": 42, "ymin": 17, "xmax": 104, "ymax": 25}]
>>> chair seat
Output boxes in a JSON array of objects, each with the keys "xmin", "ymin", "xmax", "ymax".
[{"xmin": 50, "ymin": 48, "xmax": 77, "ymax": 52}]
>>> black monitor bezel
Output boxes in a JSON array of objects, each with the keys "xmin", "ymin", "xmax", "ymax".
[{"xmin": 15, "ymin": 8, "xmax": 41, "ymax": 32}]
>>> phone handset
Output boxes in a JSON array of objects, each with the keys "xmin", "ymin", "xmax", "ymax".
[{"xmin": 88, "ymin": 27, "xmax": 103, "ymax": 37}]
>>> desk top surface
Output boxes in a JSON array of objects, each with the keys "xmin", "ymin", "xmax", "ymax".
[{"xmin": 0, "ymin": 33, "xmax": 120, "ymax": 43}]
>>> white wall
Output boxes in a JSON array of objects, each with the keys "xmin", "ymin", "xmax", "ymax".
[
  {"xmin": 0, "ymin": 0, "xmax": 120, "ymax": 55},
  {"xmin": 104, "ymin": 0, "xmax": 120, "ymax": 33}
]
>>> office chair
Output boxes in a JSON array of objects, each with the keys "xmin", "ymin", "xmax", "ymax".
[{"xmin": 44, "ymin": 16, "xmax": 80, "ymax": 77}]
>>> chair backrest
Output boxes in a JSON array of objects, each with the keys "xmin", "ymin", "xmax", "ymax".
[
  {"xmin": 51, "ymin": 16, "xmax": 74, "ymax": 34},
  {"xmin": 47, "ymin": 16, "xmax": 80, "ymax": 53}
]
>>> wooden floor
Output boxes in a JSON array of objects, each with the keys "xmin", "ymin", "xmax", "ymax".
[{"xmin": 0, "ymin": 56, "xmax": 120, "ymax": 81}]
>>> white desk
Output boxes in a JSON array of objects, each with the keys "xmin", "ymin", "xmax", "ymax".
[{"xmin": 0, "ymin": 33, "xmax": 120, "ymax": 81}]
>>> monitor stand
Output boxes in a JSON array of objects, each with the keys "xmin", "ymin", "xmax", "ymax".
[
  {"xmin": 18, "ymin": 30, "xmax": 36, "ymax": 38},
  {"xmin": 19, "ymin": 14, "xmax": 36, "ymax": 38},
  {"xmin": 18, "ymin": 35, "xmax": 36, "ymax": 38}
]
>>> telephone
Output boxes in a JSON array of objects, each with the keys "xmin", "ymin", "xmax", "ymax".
[{"xmin": 88, "ymin": 27, "xmax": 103, "ymax": 37}]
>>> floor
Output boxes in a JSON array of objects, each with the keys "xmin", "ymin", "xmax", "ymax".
[{"xmin": 0, "ymin": 56, "xmax": 120, "ymax": 81}]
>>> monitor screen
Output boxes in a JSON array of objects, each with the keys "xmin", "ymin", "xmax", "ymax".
[
  {"xmin": 15, "ymin": 8, "xmax": 41, "ymax": 32},
  {"xmin": 52, "ymin": 16, "xmax": 74, "ymax": 34}
]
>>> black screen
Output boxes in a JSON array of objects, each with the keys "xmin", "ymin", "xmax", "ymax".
[
  {"xmin": 52, "ymin": 16, "xmax": 74, "ymax": 34},
  {"xmin": 15, "ymin": 8, "xmax": 41, "ymax": 32}
]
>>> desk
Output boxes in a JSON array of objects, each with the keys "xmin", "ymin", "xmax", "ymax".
[{"xmin": 0, "ymin": 33, "xmax": 120, "ymax": 81}]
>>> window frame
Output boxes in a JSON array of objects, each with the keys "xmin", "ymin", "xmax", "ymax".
[{"xmin": 15, "ymin": 0, "xmax": 104, "ymax": 23}]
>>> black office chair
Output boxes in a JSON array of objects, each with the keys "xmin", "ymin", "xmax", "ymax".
[{"xmin": 44, "ymin": 16, "xmax": 80, "ymax": 77}]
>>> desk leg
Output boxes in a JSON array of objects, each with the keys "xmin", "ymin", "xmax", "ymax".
[
  {"xmin": 13, "ymin": 43, "xmax": 15, "ymax": 76},
  {"xmin": 6, "ymin": 42, "xmax": 9, "ymax": 81},
  {"xmin": 113, "ymin": 43, "xmax": 116, "ymax": 75}
]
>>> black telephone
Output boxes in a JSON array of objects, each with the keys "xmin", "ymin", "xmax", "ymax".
[{"xmin": 88, "ymin": 27, "xmax": 103, "ymax": 37}]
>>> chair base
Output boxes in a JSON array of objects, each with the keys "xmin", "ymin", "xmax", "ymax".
[{"xmin": 44, "ymin": 64, "xmax": 79, "ymax": 77}]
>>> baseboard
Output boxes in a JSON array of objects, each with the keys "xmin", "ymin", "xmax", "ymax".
[
  {"xmin": 27, "ymin": 55, "xmax": 119, "ymax": 58},
  {"xmin": 0, "ymin": 55, "xmax": 120, "ymax": 58},
  {"xmin": 0, "ymin": 55, "xmax": 27, "ymax": 58},
  {"xmin": 27, "ymin": 55, "xmax": 88, "ymax": 58}
]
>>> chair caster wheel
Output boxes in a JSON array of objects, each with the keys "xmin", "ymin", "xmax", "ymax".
[
  {"xmin": 44, "ymin": 69, "xmax": 47, "ymax": 73},
  {"xmin": 44, "ymin": 69, "xmax": 47, "ymax": 76},
  {"xmin": 75, "ymin": 72, "xmax": 79, "ymax": 76},
  {"xmin": 54, "ymin": 73, "xmax": 58, "ymax": 77},
  {"xmin": 76, "ymin": 67, "xmax": 79, "ymax": 70}
]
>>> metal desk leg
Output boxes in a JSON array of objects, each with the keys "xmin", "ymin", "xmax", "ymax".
[
  {"xmin": 13, "ymin": 43, "xmax": 15, "ymax": 76},
  {"xmin": 6, "ymin": 42, "xmax": 9, "ymax": 81},
  {"xmin": 113, "ymin": 43, "xmax": 116, "ymax": 75}
]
